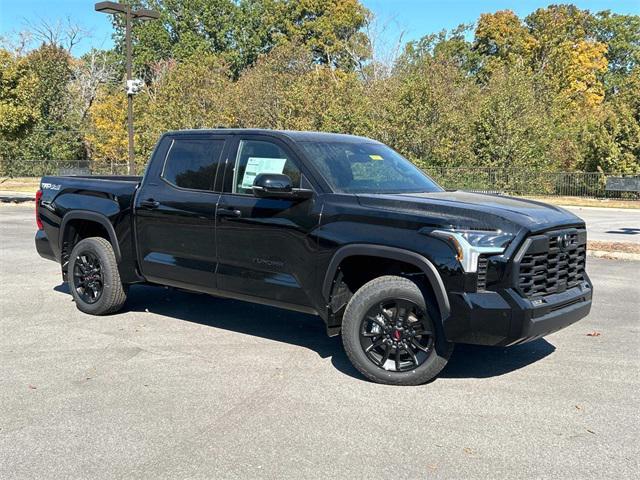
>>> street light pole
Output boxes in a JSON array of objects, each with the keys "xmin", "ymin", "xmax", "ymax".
[
  {"xmin": 95, "ymin": 2, "xmax": 160, "ymax": 175},
  {"xmin": 125, "ymin": 4, "xmax": 135, "ymax": 175}
]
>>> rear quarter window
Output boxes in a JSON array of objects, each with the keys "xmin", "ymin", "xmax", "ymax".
[{"xmin": 162, "ymin": 138, "xmax": 225, "ymax": 191}]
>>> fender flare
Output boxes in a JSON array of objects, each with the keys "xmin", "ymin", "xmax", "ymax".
[
  {"xmin": 322, "ymin": 244, "xmax": 451, "ymax": 322},
  {"xmin": 60, "ymin": 211, "xmax": 122, "ymax": 262}
]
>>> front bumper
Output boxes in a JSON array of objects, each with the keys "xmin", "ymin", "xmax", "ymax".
[{"xmin": 444, "ymin": 277, "xmax": 593, "ymax": 346}]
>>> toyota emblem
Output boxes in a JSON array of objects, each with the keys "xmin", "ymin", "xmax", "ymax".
[{"xmin": 558, "ymin": 233, "xmax": 571, "ymax": 252}]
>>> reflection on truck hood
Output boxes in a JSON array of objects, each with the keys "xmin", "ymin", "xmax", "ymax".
[{"xmin": 356, "ymin": 190, "xmax": 585, "ymax": 234}]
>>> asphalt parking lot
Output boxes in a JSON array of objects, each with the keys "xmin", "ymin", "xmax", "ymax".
[
  {"xmin": 1, "ymin": 203, "xmax": 639, "ymax": 479},
  {"xmin": 564, "ymin": 206, "xmax": 640, "ymax": 244}
]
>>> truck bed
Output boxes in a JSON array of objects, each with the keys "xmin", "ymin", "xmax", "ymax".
[
  {"xmin": 40, "ymin": 175, "xmax": 142, "ymax": 202},
  {"xmin": 36, "ymin": 175, "xmax": 143, "ymax": 282}
]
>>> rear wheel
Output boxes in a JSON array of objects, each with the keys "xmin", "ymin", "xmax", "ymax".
[
  {"xmin": 67, "ymin": 237, "xmax": 127, "ymax": 315},
  {"xmin": 342, "ymin": 275, "xmax": 453, "ymax": 385}
]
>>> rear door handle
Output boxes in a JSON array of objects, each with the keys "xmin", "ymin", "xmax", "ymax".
[
  {"xmin": 140, "ymin": 199, "xmax": 160, "ymax": 209},
  {"xmin": 217, "ymin": 208, "xmax": 242, "ymax": 218}
]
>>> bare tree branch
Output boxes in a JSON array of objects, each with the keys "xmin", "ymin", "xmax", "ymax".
[
  {"xmin": 70, "ymin": 50, "xmax": 118, "ymax": 121},
  {"xmin": 25, "ymin": 16, "xmax": 89, "ymax": 53}
]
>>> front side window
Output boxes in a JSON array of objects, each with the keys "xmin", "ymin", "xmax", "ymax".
[
  {"xmin": 298, "ymin": 141, "xmax": 443, "ymax": 194},
  {"xmin": 162, "ymin": 138, "xmax": 225, "ymax": 191},
  {"xmin": 232, "ymin": 140, "xmax": 301, "ymax": 194}
]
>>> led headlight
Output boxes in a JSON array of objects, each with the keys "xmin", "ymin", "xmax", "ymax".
[{"xmin": 431, "ymin": 229, "xmax": 514, "ymax": 273}]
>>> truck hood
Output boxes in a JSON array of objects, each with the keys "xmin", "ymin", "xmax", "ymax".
[{"xmin": 356, "ymin": 190, "xmax": 585, "ymax": 234}]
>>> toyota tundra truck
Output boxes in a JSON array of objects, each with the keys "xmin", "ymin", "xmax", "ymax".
[{"xmin": 35, "ymin": 129, "xmax": 593, "ymax": 385}]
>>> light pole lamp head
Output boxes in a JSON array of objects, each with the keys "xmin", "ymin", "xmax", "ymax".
[
  {"xmin": 133, "ymin": 9, "xmax": 161, "ymax": 21},
  {"xmin": 95, "ymin": 1, "xmax": 127, "ymax": 15}
]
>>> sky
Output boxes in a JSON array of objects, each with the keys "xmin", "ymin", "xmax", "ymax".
[{"xmin": 0, "ymin": 0, "xmax": 639, "ymax": 56}]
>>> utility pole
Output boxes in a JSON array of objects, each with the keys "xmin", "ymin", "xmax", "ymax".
[
  {"xmin": 125, "ymin": 4, "xmax": 134, "ymax": 175},
  {"xmin": 95, "ymin": 2, "xmax": 160, "ymax": 175}
]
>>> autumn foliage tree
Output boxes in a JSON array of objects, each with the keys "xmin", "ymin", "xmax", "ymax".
[{"xmin": 0, "ymin": 3, "xmax": 638, "ymax": 177}]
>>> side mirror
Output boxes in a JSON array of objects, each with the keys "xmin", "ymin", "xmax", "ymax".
[{"xmin": 252, "ymin": 173, "xmax": 313, "ymax": 200}]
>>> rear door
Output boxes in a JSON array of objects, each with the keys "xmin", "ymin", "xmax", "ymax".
[
  {"xmin": 215, "ymin": 135, "xmax": 322, "ymax": 308},
  {"xmin": 135, "ymin": 134, "xmax": 228, "ymax": 291}
]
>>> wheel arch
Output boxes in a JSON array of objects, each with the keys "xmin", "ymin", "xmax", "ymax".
[
  {"xmin": 60, "ymin": 211, "xmax": 122, "ymax": 264},
  {"xmin": 322, "ymin": 244, "xmax": 451, "ymax": 324}
]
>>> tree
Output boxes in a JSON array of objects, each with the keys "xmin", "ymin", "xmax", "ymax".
[
  {"xmin": 403, "ymin": 24, "xmax": 480, "ymax": 75},
  {"xmin": 594, "ymin": 11, "xmax": 640, "ymax": 94},
  {"xmin": 113, "ymin": 0, "xmax": 370, "ymax": 78},
  {"xmin": 473, "ymin": 66, "xmax": 554, "ymax": 171},
  {"xmin": 86, "ymin": 88, "xmax": 128, "ymax": 172},
  {"xmin": 137, "ymin": 54, "xmax": 232, "ymax": 161},
  {"xmin": 0, "ymin": 49, "xmax": 38, "ymax": 139},
  {"xmin": 0, "ymin": 44, "xmax": 84, "ymax": 173},
  {"xmin": 580, "ymin": 100, "xmax": 640, "ymax": 173},
  {"xmin": 525, "ymin": 5, "xmax": 608, "ymax": 107},
  {"xmin": 375, "ymin": 53, "xmax": 480, "ymax": 167},
  {"xmin": 474, "ymin": 10, "xmax": 536, "ymax": 75},
  {"xmin": 69, "ymin": 49, "xmax": 119, "ymax": 124}
]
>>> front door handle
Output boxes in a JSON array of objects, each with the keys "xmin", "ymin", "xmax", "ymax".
[
  {"xmin": 217, "ymin": 208, "xmax": 242, "ymax": 218},
  {"xmin": 140, "ymin": 199, "xmax": 160, "ymax": 209}
]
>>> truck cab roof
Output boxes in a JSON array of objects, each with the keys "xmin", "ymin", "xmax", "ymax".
[{"xmin": 163, "ymin": 128, "xmax": 380, "ymax": 145}]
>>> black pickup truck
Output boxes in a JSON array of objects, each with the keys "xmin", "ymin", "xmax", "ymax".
[{"xmin": 35, "ymin": 129, "xmax": 592, "ymax": 385}]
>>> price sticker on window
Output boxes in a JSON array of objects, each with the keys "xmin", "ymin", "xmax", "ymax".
[{"xmin": 241, "ymin": 157, "xmax": 287, "ymax": 189}]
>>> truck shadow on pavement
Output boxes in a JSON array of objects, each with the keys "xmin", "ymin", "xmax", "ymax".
[{"xmin": 55, "ymin": 283, "xmax": 556, "ymax": 382}]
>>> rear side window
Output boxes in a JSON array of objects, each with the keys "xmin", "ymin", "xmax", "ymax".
[{"xmin": 162, "ymin": 138, "xmax": 225, "ymax": 191}]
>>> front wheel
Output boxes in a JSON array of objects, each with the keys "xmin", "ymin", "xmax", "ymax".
[
  {"xmin": 342, "ymin": 275, "xmax": 453, "ymax": 385},
  {"xmin": 67, "ymin": 237, "xmax": 127, "ymax": 315}
]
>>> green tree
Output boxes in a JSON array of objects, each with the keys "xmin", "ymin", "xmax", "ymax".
[
  {"xmin": 0, "ymin": 44, "xmax": 84, "ymax": 174},
  {"xmin": 593, "ymin": 11, "xmax": 640, "ymax": 94},
  {"xmin": 402, "ymin": 24, "xmax": 480, "ymax": 75},
  {"xmin": 0, "ymin": 49, "xmax": 38, "ymax": 139},
  {"xmin": 114, "ymin": 0, "xmax": 370, "ymax": 78},
  {"xmin": 579, "ymin": 100, "xmax": 640, "ymax": 173},
  {"xmin": 230, "ymin": 41, "xmax": 370, "ymax": 133},
  {"xmin": 374, "ymin": 53, "xmax": 480, "ymax": 167},
  {"xmin": 137, "ymin": 55, "xmax": 232, "ymax": 162},
  {"xmin": 473, "ymin": 10, "xmax": 536, "ymax": 76},
  {"xmin": 473, "ymin": 67, "xmax": 554, "ymax": 171}
]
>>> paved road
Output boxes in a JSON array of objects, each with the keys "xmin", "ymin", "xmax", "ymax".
[
  {"xmin": 1, "ymin": 203, "xmax": 639, "ymax": 479},
  {"xmin": 564, "ymin": 206, "xmax": 640, "ymax": 244}
]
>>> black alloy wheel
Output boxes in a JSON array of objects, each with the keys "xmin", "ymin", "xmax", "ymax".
[
  {"xmin": 341, "ymin": 275, "xmax": 453, "ymax": 385},
  {"xmin": 359, "ymin": 299, "xmax": 434, "ymax": 372},
  {"xmin": 72, "ymin": 251, "xmax": 104, "ymax": 304}
]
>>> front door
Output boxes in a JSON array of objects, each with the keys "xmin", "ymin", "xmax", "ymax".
[
  {"xmin": 215, "ymin": 136, "xmax": 321, "ymax": 307},
  {"xmin": 135, "ymin": 134, "xmax": 227, "ymax": 291}
]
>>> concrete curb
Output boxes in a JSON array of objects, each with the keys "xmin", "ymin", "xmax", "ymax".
[
  {"xmin": 0, "ymin": 191, "xmax": 35, "ymax": 203},
  {"xmin": 588, "ymin": 250, "xmax": 640, "ymax": 261}
]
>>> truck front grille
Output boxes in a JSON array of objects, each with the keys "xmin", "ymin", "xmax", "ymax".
[{"xmin": 516, "ymin": 229, "xmax": 587, "ymax": 299}]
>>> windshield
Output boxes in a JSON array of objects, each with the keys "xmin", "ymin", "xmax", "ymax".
[{"xmin": 299, "ymin": 141, "xmax": 443, "ymax": 194}]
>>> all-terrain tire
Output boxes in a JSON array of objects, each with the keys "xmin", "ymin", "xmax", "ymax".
[
  {"xmin": 67, "ymin": 237, "xmax": 127, "ymax": 315},
  {"xmin": 342, "ymin": 275, "xmax": 453, "ymax": 386}
]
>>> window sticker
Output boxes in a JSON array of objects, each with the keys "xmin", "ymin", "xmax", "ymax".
[
  {"xmin": 369, "ymin": 154, "xmax": 384, "ymax": 160},
  {"xmin": 241, "ymin": 157, "xmax": 288, "ymax": 189}
]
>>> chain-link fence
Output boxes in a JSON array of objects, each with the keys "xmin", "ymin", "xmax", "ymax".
[
  {"xmin": 0, "ymin": 159, "xmax": 130, "ymax": 177},
  {"xmin": 424, "ymin": 167, "xmax": 639, "ymax": 199},
  {"xmin": 1, "ymin": 159, "xmax": 638, "ymax": 199}
]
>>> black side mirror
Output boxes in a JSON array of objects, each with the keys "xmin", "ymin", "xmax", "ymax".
[{"xmin": 252, "ymin": 173, "xmax": 313, "ymax": 200}]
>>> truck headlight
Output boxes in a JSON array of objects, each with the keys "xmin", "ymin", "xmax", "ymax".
[{"xmin": 431, "ymin": 229, "xmax": 513, "ymax": 273}]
